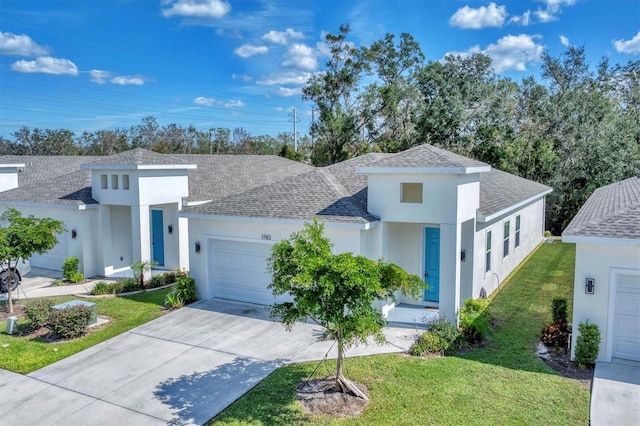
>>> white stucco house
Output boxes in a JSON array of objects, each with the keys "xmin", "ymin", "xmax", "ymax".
[
  {"xmin": 0, "ymin": 144, "xmax": 551, "ymax": 321},
  {"xmin": 563, "ymin": 176, "xmax": 640, "ymax": 362}
]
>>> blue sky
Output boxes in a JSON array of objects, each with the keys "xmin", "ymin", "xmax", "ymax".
[{"xmin": 1, "ymin": 0, "xmax": 639, "ymax": 139}]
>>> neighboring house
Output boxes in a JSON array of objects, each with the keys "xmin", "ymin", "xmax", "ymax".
[
  {"xmin": 563, "ymin": 176, "xmax": 640, "ymax": 362},
  {"xmin": 0, "ymin": 144, "xmax": 551, "ymax": 321}
]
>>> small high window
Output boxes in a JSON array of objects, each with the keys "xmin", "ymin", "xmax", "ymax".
[
  {"xmin": 515, "ymin": 215, "xmax": 521, "ymax": 248},
  {"xmin": 122, "ymin": 174, "xmax": 130, "ymax": 190},
  {"xmin": 111, "ymin": 174, "xmax": 119, "ymax": 189},
  {"xmin": 503, "ymin": 221, "xmax": 510, "ymax": 258},
  {"xmin": 100, "ymin": 174, "xmax": 108, "ymax": 189},
  {"xmin": 401, "ymin": 183, "xmax": 423, "ymax": 203},
  {"xmin": 485, "ymin": 231, "xmax": 492, "ymax": 273}
]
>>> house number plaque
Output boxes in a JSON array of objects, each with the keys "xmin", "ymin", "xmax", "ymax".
[{"xmin": 261, "ymin": 234, "xmax": 271, "ymax": 240}]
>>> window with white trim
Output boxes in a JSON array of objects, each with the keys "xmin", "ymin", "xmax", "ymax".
[
  {"xmin": 503, "ymin": 221, "xmax": 510, "ymax": 257},
  {"xmin": 485, "ymin": 231, "xmax": 492, "ymax": 273},
  {"xmin": 515, "ymin": 215, "xmax": 521, "ymax": 248}
]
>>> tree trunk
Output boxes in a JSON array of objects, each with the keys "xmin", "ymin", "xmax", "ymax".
[
  {"xmin": 7, "ymin": 268, "xmax": 14, "ymax": 314},
  {"xmin": 334, "ymin": 329, "xmax": 368, "ymax": 401}
]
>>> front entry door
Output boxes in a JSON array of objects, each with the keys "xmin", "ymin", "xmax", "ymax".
[
  {"xmin": 151, "ymin": 210, "xmax": 165, "ymax": 266},
  {"xmin": 424, "ymin": 227, "xmax": 440, "ymax": 302}
]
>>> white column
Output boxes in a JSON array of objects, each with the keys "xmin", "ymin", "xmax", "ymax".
[
  {"xmin": 131, "ymin": 205, "xmax": 151, "ymax": 263},
  {"xmin": 177, "ymin": 216, "xmax": 190, "ymax": 271},
  {"xmin": 439, "ymin": 222, "xmax": 462, "ymax": 323},
  {"xmin": 98, "ymin": 205, "xmax": 113, "ymax": 275}
]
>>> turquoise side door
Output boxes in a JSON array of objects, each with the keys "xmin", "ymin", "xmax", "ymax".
[
  {"xmin": 151, "ymin": 210, "xmax": 165, "ymax": 266},
  {"xmin": 424, "ymin": 227, "xmax": 440, "ymax": 302}
]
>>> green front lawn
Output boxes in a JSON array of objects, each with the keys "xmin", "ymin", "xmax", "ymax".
[
  {"xmin": 212, "ymin": 241, "xmax": 589, "ymax": 425},
  {"xmin": 0, "ymin": 288, "xmax": 172, "ymax": 373}
]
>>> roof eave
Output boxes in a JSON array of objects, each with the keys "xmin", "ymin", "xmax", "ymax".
[
  {"xmin": 561, "ymin": 234, "xmax": 640, "ymax": 247},
  {"xmin": 477, "ymin": 188, "xmax": 553, "ymax": 223},
  {"xmin": 177, "ymin": 212, "xmax": 378, "ymax": 230},
  {"xmin": 81, "ymin": 164, "xmax": 197, "ymax": 171},
  {"xmin": 356, "ymin": 166, "xmax": 491, "ymax": 175}
]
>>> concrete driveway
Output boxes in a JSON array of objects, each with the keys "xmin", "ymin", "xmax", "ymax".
[
  {"xmin": 0, "ymin": 299, "xmax": 418, "ymax": 425},
  {"xmin": 591, "ymin": 360, "xmax": 640, "ymax": 426}
]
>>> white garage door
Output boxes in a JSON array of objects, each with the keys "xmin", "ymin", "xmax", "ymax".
[
  {"xmin": 29, "ymin": 232, "xmax": 69, "ymax": 271},
  {"xmin": 208, "ymin": 239, "xmax": 291, "ymax": 305},
  {"xmin": 612, "ymin": 272, "xmax": 640, "ymax": 361}
]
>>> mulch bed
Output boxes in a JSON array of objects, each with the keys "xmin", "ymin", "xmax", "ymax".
[
  {"xmin": 538, "ymin": 345, "xmax": 594, "ymax": 388},
  {"xmin": 297, "ymin": 377, "xmax": 369, "ymax": 418}
]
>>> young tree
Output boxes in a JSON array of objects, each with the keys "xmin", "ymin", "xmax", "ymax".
[
  {"xmin": 268, "ymin": 220, "xmax": 424, "ymax": 399},
  {"xmin": 0, "ymin": 208, "xmax": 64, "ymax": 313}
]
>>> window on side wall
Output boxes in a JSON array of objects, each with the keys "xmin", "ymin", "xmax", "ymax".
[
  {"xmin": 401, "ymin": 183, "xmax": 423, "ymax": 203},
  {"xmin": 111, "ymin": 174, "xmax": 119, "ymax": 190},
  {"xmin": 100, "ymin": 174, "xmax": 107, "ymax": 189},
  {"xmin": 515, "ymin": 215, "xmax": 521, "ymax": 248},
  {"xmin": 485, "ymin": 231, "xmax": 492, "ymax": 273},
  {"xmin": 122, "ymin": 174, "xmax": 130, "ymax": 190},
  {"xmin": 503, "ymin": 221, "xmax": 510, "ymax": 257}
]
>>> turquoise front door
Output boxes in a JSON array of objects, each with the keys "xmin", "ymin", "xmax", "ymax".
[
  {"xmin": 151, "ymin": 210, "xmax": 165, "ymax": 266},
  {"xmin": 424, "ymin": 227, "xmax": 440, "ymax": 302}
]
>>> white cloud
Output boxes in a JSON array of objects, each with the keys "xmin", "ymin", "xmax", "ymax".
[
  {"xmin": 559, "ymin": 35, "xmax": 570, "ymax": 47},
  {"xmin": 224, "ymin": 100, "xmax": 245, "ymax": 108},
  {"xmin": 234, "ymin": 44, "xmax": 268, "ymax": 58},
  {"xmin": 111, "ymin": 75, "xmax": 145, "ymax": 85},
  {"xmin": 0, "ymin": 32, "xmax": 49, "ymax": 56},
  {"xmin": 232, "ymin": 73, "xmax": 252, "ymax": 82},
  {"xmin": 89, "ymin": 69, "xmax": 112, "ymax": 84},
  {"xmin": 509, "ymin": 10, "xmax": 531, "ymax": 26},
  {"xmin": 449, "ymin": 2, "xmax": 507, "ymax": 29},
  {"xmin": 445, "ymin": 34, "xmax": 544, "ymax": 73},
  {"xmin": 534, "ymin": 0, "xmax": 576, "ymax": 23},
  {"xmin": 161, "ymin": 0, "xmax": 231, "ymax": 19},
  {"xmin": 11, "ymin": 56, "xmax": 78, "ymax": 75},
  {"xmin": 281, "ymin": 43, "xmax": 317, "ymax": 71},
  {"xmin": 274, "ymin": 87, "xmax": 301, "ymax": 97},
  {"xmin": 256, "ymin": 71, "xmax": 311, "ymax": 86},
  {"xmin": 614, "ymin": 31, "xmax": 640, "ymax": 54},
  {"xmin": 193, "ymin": 96, "xmax": 215, "ymax": 107},
  {"xmin": 261, "ymin": 28, "xmax": 304, "ymax": 45}
]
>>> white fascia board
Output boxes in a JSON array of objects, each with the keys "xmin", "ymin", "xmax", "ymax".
[
  {"xmin": 356, "ymin": 166, "xmax": 491, "ymax": 175},
  {"xmin": 81, "ymin": 164, "xmax": 196, "ymax": 171},
  {"xmin": 177, "ymin": 212, "xmax": 378, "ymax": 230},
  {"xmin": 477, "ymin": 189, "xmax": 553, "ymax": 223},
  {"xmin": 0, "ymin": 201, "xmax": 98, "ymax": 210},
  {"xmin": 182, "ymin": 199, "xmax": 213, "ymax": 207},
  {"xmin": 561, "ymin": 234, "xmax": 640, "ymax": 247},
  {"xmin": 0, "ymin": 163, "xmax": 26, "ymax": 169}
]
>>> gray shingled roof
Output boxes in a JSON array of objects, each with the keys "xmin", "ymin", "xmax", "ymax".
[
  {"xmin": 361, "ymin": 144, "xmax": 489, "ymax": 170},
  {"xmin": 0, "ymin": 155, "xmax": 98, "ymax": 187},
  {"xmin": 81, "ymin": 148, "xmax": 194, "ymax": 168},
  {"xmin": 0, "ymin": 170, "xmax": 96, "ymax": 205},
  {"xmin": 563, "ymin": 176, "xmax": 640, "ymax": 240},
  {"xmin": 478, "ymin": 169, "xmax": 552, "ymax": 220}
]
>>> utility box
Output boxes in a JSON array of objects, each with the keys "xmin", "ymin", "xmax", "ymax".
[
  {"xmin": 6, "ymin": 316, "xmax": 17, "ymax": 334},
  {"xmin": 52, "ymin": 300, "xmax": 97, "ymax": 325}
]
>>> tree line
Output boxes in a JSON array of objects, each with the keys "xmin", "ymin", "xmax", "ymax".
[{"xmin": 2, "ymin": 25, "xmax": 638, "ymax": 233}]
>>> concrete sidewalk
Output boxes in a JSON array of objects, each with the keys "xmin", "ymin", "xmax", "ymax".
[{"xmin": 591, "ymin": 360, "xmax": 640, "ymax": 426}]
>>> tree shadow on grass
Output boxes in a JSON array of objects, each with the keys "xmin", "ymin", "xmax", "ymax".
[{"xmin": 154, "ymin": 356, "xmax": 308, "ymax": 426}]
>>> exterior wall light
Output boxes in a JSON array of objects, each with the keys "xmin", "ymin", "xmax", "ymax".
[
  {"xmin": 71, "ymin": 229, "xmax": 77, "ymax": 239},
  {"xmin": 585, "ymin": 278, "xmax": 595, "ymax": 294},
  {"xmin": 168, "ymin": 224, "xmax": 173, "ymax": 234},
  {"xmin": 195, "ymin": 242, "xmax": 201, "ymax": 253},
  {"xmin": 460, "ymin": 249, "xmax": 466, "ymax": 262}
]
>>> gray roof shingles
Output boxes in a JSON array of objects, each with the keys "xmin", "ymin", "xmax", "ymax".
[
  {"xmin": 365, "ymin": 144, "xmax": 489, "ymax": 169},
  {"xmin": 82, "ymin": 148, "xmax": 193, "ymax": 167},
  {"xmin": 0, "ymin": 145, "xmax": 552, "ymax": 223},
  {"xmin": 563, "ymin": 176, "xmax": 640, "ymax": 240}
]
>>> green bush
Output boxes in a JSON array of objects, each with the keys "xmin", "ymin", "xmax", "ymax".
[
  {"xmin": 120, "ymin": 277, "xmax": 141, "ymax": 293},
  {"xmin": 165, "ymin": 276, "xmax": 196, "ymax": 308},
  {"xmin": 162, "ymin": 269, "xmax": 188, "ymax": 285},
  {"xmin": 68, "ymin": 272, "xmax": 84, "ymax": 284},
  {"xmin": 551, "ymin": 296, "xmax": 568, "ymax": 324},
  {"xmin": 459, "ymin": 298, "xmax": 492, "ymax": 343},
  {"xmin": 410, "ymin": 315, "xmax": 461, "ymax": 356},
  {"xmin": 575, "ymin": 321, "xmax": 601, "ymax": 368},
  {"xmin": 50, "ymin": 279, "xmax": 64, "ymax": 287},
  {"xmin": 48, "ymin": 305, "xmax": 91, "ymax": 339},
  {"xmin": 544, "ymin": 230, "xmax": 552, "ymax": 238},
  {"xmin": 91, "ymin": 281, "xmax": 120, "ymax": 295},
  {"xmin": 148, "ymin": 274, "xmax": 165, "ymax": 288},
  {"xmin": 62, "ymin": 257, "xmax": 80, "ymax": 282},
  {"xmin": 24, "ymin": 298, "xmax": 54, "ymax": 329},
  {"xmin": 165, "ymin": 291, "xmax": 184, "ymax": 309}
]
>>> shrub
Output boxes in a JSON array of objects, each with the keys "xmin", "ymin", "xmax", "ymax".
[
  {"xmin": 544, "ymin": 230, "xmax": 552, "ymax": 238},
  {"xmin": 162, "ymin": 270, "xmax": 177, "ymax": 284},
  {"xmin": 551, "ymin": 297, "xmax": 568, "ymax": 324},
  {"xmin": 24, "ymin": 298, "xmax": 54, "ymax": 329},
  {"xmin": 48, "ymin": 305, "xmax": 91, "ymax": 339},
  {"xmin": 165, "ymin": 291, "xmax": 184, "ymax": 309},
  {"xmin": 165, "ymin": 276, "xmax": 197, "ymax": 308},
  {"xmin": 62, "ymin": 257, "xmax": 80, "ymax": 282},
  {"xmin": 51, "ymin": 279, "xmax": 64, "ymax": 287},
  {"xmin": 541, "ymin": 322, "xmax": 569, "ymax": 348},
  {"xmin": 148, "ymin": 274, "xmax": 165, "ymax": 289},
  {"xmin": 410, "ymin": 315, "xmax": 461, "ymax": 356},
  {"xmin": 68, "ymin": 272, "xmax": 84, "ymax": 284},
  {"xmin": 459, "ymin": 298, "xmax": 492, "ymax": 343},
  {"xmin": 120, "ymin": 277, "xmax": 141, "ymax": 293},
  {"xmin": 91, "ymin": 281, "xmax": 120, "ymax": 295},
  {"xmin": 575, "ymin": 321, "xmax": 601, "ymax": 368}
]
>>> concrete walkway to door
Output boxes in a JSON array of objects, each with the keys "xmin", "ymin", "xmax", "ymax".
[{"xmin": 0, "ymin": 299, "xmax": 420, "ymax": 425}]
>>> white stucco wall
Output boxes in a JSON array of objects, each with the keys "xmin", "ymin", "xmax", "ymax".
[
  {"xmin": 570, "ymin": 242, "xmax": 640, "ymax": 362},
  {"xmin": 0, "ymin": 167, "xmax": 20, "ymax": 192},
  {"xmin": 474, "ymin": 198, "xmax": 546, "ymax": 299},
  {"xmin": 91, "ymin": 169, "xmax": 189, "ymax": 206},
  {"xmin": 186, "ymin": 217, "xmax": 364, "ymax": 299}
]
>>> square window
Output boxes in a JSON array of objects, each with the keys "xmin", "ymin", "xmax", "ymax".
[
  {"xmin": 401, "ymin": 183, "xmax": 423, "ymax": 203},
  {"xmin": 122, "ymin": 174, "xmax": 130, "ymax": 190},
  {"xmin": 100, "ymin": 174, "xmax": 107, "ymax": 189},
  {"xmin": 111, "ymin": 174, "xmax": 118, "ymax": 190}
]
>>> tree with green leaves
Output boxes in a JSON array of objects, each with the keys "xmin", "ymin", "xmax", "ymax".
[
  {"xmin": 0, "ymin": 208, "xmax": 64, "ymax": 313},
  {"xmin": 268, "ymin": 220, "xmax": 425, "ymax": 399}
]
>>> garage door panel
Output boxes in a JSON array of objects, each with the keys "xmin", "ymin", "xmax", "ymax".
[
  {"xmin": 613, "ymin": 272, "xmax": 640, "ymax": 361},
  {"xmin": 30, "ymin": 231, "xmax": 69, "ymax": 271},
  {"xmin": 208, "ymin": 239, "xmax": 291, "ymax": 305}
]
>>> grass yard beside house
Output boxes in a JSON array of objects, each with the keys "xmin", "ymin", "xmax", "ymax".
[
  {"xmin": 212, "ymin": 241, "xmax": 590, "ymax": 425},
  {"xmin": 0, "ymin": 288, "xmax": 172, "ymax": 374}
]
